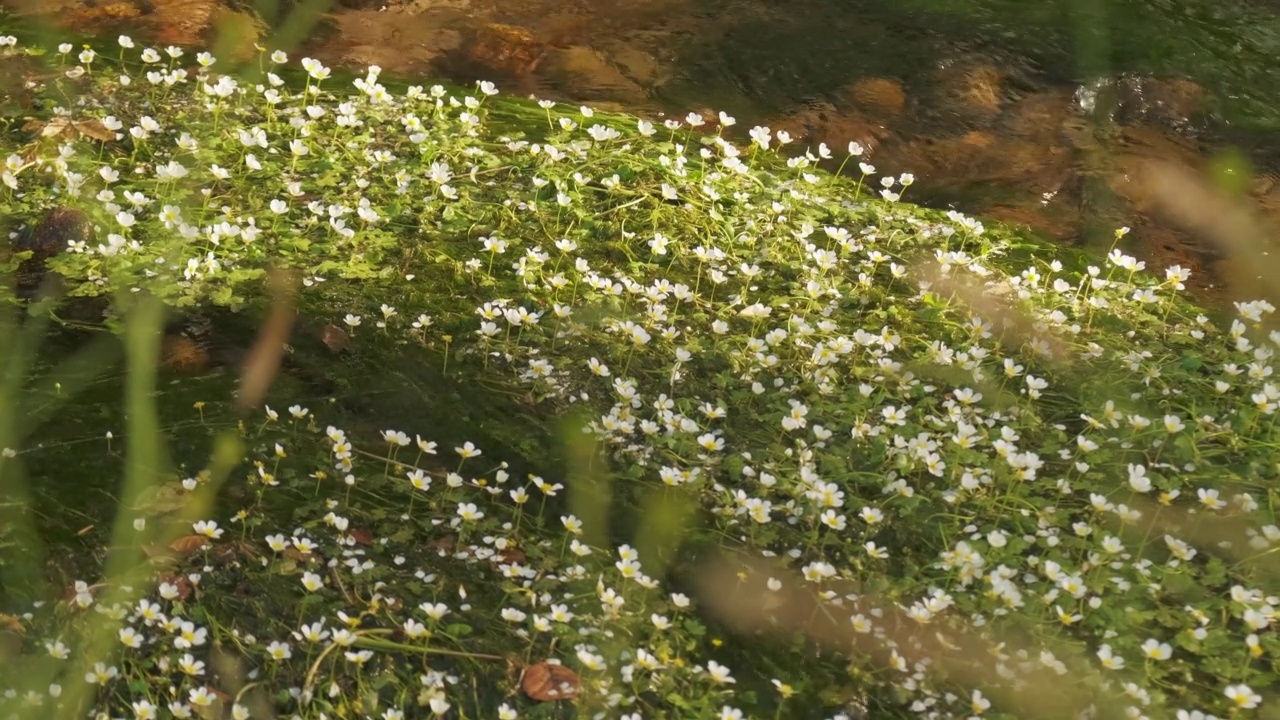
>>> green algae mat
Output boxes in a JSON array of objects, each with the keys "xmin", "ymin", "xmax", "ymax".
[{"xmin": 0, "ymin": 31, "xmax": 1278, "ymax": 720}]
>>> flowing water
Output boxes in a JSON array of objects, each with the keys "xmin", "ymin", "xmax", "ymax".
[{"xmin": 7, "ymin": 0, "xmax": 1280, "ymax": 296}]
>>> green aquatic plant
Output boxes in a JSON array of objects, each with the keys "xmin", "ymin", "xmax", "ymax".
[{"xmin": 0, "ymin": 28, "xmax": 1277, "ymax": 720}]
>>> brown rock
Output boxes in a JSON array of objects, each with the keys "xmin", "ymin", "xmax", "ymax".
[
  {"xmin": 12, "ymin": 207, "xmax": 90, "ymax": 294},
  {"xmin": 317, "ymin": 4, "xmax": 462, "ymax": 77},
  {"xmin": 320, "ymin": 323, "xmax": 351, "ymax": 354},
  {"xmin": 931, "ymin": 61, "xmax": 1004, "ymax": 124},
  {"xmin": 469, "ymin": 24, "xmax": 547, "ymax": 76},
  {"xmin": 160, "ymin": 334, "xmax": 212, "ymax": 375},
  {"xmin": 539, "ymin": 45, "xmax": 646, "ymax": 104},
  {"xmin": 988, "ymin": 202, "xmax": 1083, "ymax": 241},
  {"xmin": 837, "ymin": 76, "xmax": 906, "ymax": 119},
  {"xmin": 145, "ymin": 0, "xmax": 222, "ymax": 48},
  {"xmin": 17, "ymin": 207, "xmax": 89, "ymax": 264},
  {"xmin": 887, "ymin": 131, "xmax": 1071, "ymax": 193},
  {"xmin": 770, "ymin": 100, "xmax": 891, "ymax": 156},
  {"xmin": 1093, "ymin": 126, "xmax": 1204, "ymax": 215},
  {"xmin": 607, "ymin": 43, "xmax": 663, "ymax": 88},
  {"xmin": 60, "ymin": 2, "xmax": 143, "ymax": 35},
  {"xmin": 1143, "ymin": 77, "xmax": 1207, "ymax": 123},
  {"xmin": 1107, "ymin": 75, "xmax": 1209, "ymax": 132},
  {"xmin": 539, "ymin": 13, "xmax": 596, "ymax": 48},
  {"xmin": 1001, "ymin": 90, "xmax": 1073, "ymax": 142},
  {"xmin": 1130, "ymin": 224, "xmax": 1206, "ymax": 275}
]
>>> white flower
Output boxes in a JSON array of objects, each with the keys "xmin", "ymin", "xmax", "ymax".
[
  {"xmin": 1127, "ymin": 464, "xmax": 1151, "ymax": 493},
  {"xmin": 192, "ymin": 520, "xmax": 222, "ymax": 539},
  {"xmin": 189, "ymin": 687, "xmax": 216, "ymax": 708},
  {"xmin": 706, "ymin": 660, "xmax": 736, "ymax": 684},
  {"xmin": 118, "ymin": 627, "xmax": 143, "ymax": 648},
  {"xmin": 1225, "ymin": 684, "xmax": 1261, "ymax": 710},
  {"xmin": 132, "ymin": 700, "xmax": 157, "ymax": 720},
  {"xmin": 1097, "ymin": 643, "xmax": 1125, "ymax": 670},
  {"xmin": 302, "ymin": 57, "xmax": 331, "ymax": 79},
  {"xmin": 301, "ymin": 572, "xmax": 324, "ymax": 591},
  {"xmin": 1141, "ymin": 638, "xmax": 1171, "ymax": 661},
  {"xmin": 266, "ymin": 640, "xmax": 291, "ymax": 660}
]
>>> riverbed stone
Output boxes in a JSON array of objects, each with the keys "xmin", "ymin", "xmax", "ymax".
[
  {"xmin": 770, "ymin": 99, "xmax": 892, "ymax": 157},
  {"xmin": 539, "ymin": 45, "xmax": 648, "ymax": 105},
  {"xmin": 835, "ymin": 76, "xmax": 907, "ymax": 120},
  {"xmin": 930, "ymin": 60, "xmax": 1005, "ymax": 125}
]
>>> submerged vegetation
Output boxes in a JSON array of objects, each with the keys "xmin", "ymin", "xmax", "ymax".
[{"xmin": 0, "ymin": 27, "xmax": 1279, "ymax": 720}]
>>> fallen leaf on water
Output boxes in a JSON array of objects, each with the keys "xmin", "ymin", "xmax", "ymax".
[
  {"xmin": 71, "ymin": 118, "xmax": 115, "ymax": 142},
  {"xmin": 282, "ymin": 546, "xmax": 319, "ymax": 563},
  {"xmin": 170, "ymin": 534, "xmax": 213, "ymax": 558},
  {"xmin": 521, "ymin": 661, "xmax": 581, "ymax": 702},
  {"xmin": 0, "ymin": 614, "xmax": 26, "ymax": 634},
  {"xmin": 21, "ymin": 116, "xmax": 115, "ymax": 142}
]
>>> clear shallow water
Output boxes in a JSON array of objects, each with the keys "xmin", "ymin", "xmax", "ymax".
[{"xmin": 6, "ymin": 0, "xmax": 1280, "ymax": 293}]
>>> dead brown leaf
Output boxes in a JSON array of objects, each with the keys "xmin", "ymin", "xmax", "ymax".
[
  {"xmin": 521, "ymin": 661, "xmax": 581, "ymax": 702},
  {"xmin": 72, "ymin": 118, "xmax": 115, "ymax": 142},
  {"xmin": 170, "ymin": 534, "xmax": 213, "ymax": 558},
  {"xmin": 21, "ymin": 116, "xmax": 115, "ymax": 143},
  {"xmin": 281, "ymin": 546, "xmax": 321, "ymax": 564},
  {"xmin": 0, "ymin": 614, "xmax": 26, "ymax": 634}
]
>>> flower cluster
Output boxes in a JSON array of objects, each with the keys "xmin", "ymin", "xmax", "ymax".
[{"xmin": 0, "ymin": 31, "xmax": 1276, "ymax": 720}]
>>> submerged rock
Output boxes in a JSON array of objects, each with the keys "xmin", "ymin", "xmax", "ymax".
[{"xmin": 12, "ymin": 207, "xmax": 90, "ymax": 294}]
